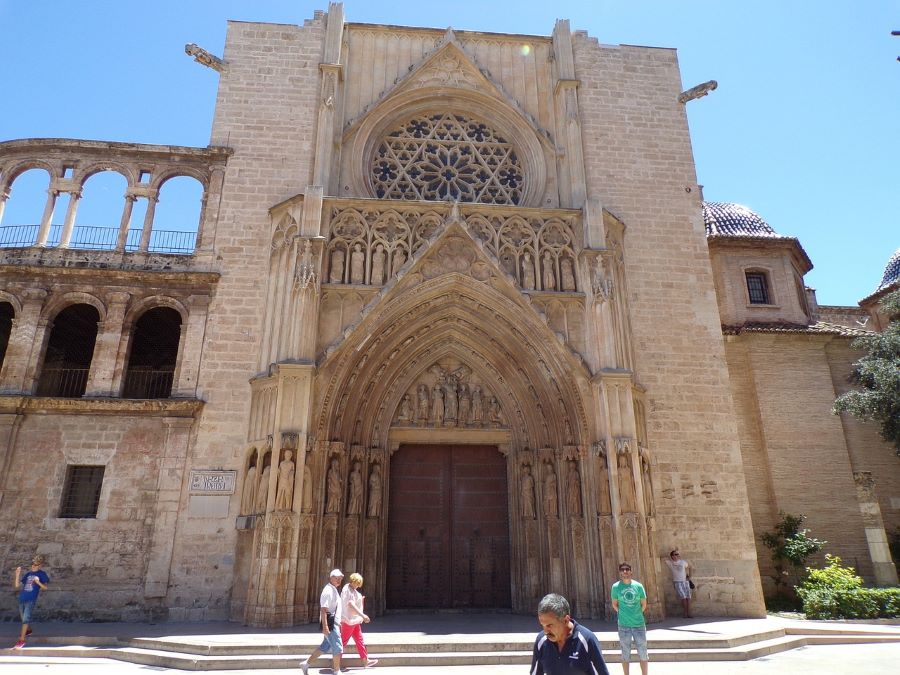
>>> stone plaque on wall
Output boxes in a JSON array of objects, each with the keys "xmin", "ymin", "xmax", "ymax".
[{"xmin": 189, "ymin": 470, "xmax": 237, "ymax": 494}]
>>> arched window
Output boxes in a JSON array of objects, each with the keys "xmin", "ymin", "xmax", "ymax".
[
  {"xmin": 74, "ymin": 170, "xmax": 129, "ymax": 249},
  {"xmin": 1, "ymin": 168, "xmax": 51, "ymax": 246},
  {"xmin": 371, "ymin": 113, "xmax": 524, "ymax": 204},
  {"xmin": 152, "ymin": 176, "xmax": 204, "ymax": 254},
  {"xmin": 0, "ymin": 302, "xmax": 13, "ymax": 370},
  {"xmin": 36, "ymin": 304, "xmax": 100, "ymax": 397},
  {"xmin": 122, "ymin": 307, "xmax": 182, "ymax": 398}
]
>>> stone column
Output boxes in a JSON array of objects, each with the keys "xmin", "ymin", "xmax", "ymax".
[
  {"xmin": 0, "ymin": 289, "xmax": 47, "ymax": 394},
  {"xmin": 57, "ymin": 189, "xmax": 83, "ymax": 248},
  {"xmin": 84, "ymin": 292, "xmax": 130, "ymax": 397},
  {"xmin": 34, "ymin": 189, "xmax": 59, "ymax": 247},
  {"xmin": 115, "ymin": 194, "xmax": 136, "ymax": 252},
  {"xmin": 138, "ymin": 192, "xmax": 159, "ymax": 252},
  {"xmin": 144, "ymin": 417, "xmax": 194, "ymax": 599},
  {"xmin": 173, "ymin": 295, "xmax": 209, "ymax": 398},
  {"xmin": 0, "ymin": 187, "xmax": 9, "ymax": 227},
  {"xmin": 853, "ymin": 472, "xmax": 899, "ymax": 586},
  {"xmin": 551, "ymin": 19, "xmax": 587, "ymax": 210}
]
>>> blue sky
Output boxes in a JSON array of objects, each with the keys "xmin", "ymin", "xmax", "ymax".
[{"xmin": 1, "ymin": 0, "xmax": 896, "ymax": 306}]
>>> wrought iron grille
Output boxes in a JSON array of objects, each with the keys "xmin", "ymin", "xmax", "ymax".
[
  {"xmin": 35, "ymin": 367, "xmax": 89, "ymax": 398},
  {"xmin": 59, "ymin": 465, "xmax": 105, "ymax": 518},
  {"xmin": 121, "ymin": 369, "xmax": 175, "ymax": 399}
]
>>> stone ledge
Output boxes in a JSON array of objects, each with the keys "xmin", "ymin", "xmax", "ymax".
[{"xmin": 0, "ymin": 395, "xmax": 204, "ymax": 417}]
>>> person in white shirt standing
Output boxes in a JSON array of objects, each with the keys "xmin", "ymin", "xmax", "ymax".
[
  {"xmin": 664, "ymin": 550, "xmax": 693, "ymax": 618},
  {"xmin": 301, "ymin": 569, "xmax": 344, "ymax": 674},
  {"xmin": 340, "ymin": 573, "xmax": 378, "ymax": 668}
]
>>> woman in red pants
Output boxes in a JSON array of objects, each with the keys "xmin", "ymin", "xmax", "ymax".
[{"xmin": 340, "ymin": 573, "xmax": 378, "ymax": 668}]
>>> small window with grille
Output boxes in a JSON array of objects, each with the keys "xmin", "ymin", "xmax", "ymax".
[
  {"xmin": 746, "ymin": 271, "xmax": 771, "ymax": 305},
  {"xmin": 59, "ymin": 465, "xmax": 105, "ymax": 518}
]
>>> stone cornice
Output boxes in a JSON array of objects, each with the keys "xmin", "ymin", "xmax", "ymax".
[
  {"xmin": 0, "ymin": 396, "xmax": 204, "ymax": 417},
  {"xmin": 0, "ymin": 263, "xmax": 219, "ymax": 287}
]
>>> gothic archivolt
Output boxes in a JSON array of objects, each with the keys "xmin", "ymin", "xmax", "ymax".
[{"xmin": 315, "ymin": 270, "xmax": 591, "ymax": 450}]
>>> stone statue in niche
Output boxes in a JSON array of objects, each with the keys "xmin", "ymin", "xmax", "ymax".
[
  {"xmin": 255, "ymin": 460, "xmax": 271, "ymax": 513},
  {"xmin": 458, "ymin": 384, "xmax": 471, "ymax": 426},
  {"xmin": 302, "ymin": 464, "xmax": 313, "ymax": 513},
  {"xmin": 241, "ymin": 461, "xmax": 257, "ymax": 515},
  {"xmin": 350, "ymin": 243, "xmax": 365, "ymax": 284},
  {"xmin": 521, "ymin": 464, "xmax": 536, "ymax": 519},
  {"xmin": 597, "ymin": 453, "xmax": 612, "ymax": 514},
  {"xmin": 617, "ymin": 451, "xmax": 637, "ymax": 513},
  {"xmin": 561, "ymin": 257, "xmax": 576, "ymax": 291},
  {"xmin": 522, "ymin": 252, "xmax": 536, "ymax": 290},
  {"xmin": 347, "ymin": 461, "xmax": 363, "ymax": 515},
  {"xmin": 444, "ymin": 380, "xmax": 458, "ymax": 423},
  {"xmin": 640, "ymin": 449, "xmax": 655, "ymax": 515},
  {"xmin": 329, "ymin": 248, "xmax": 345, "ymax": 283},
  {"xmin": 542, "ymin": 251, "xmax": 556, "ymax": 290},
  {"xmin": 431, "ymin": 384, "xmax": 445, "ymax": 425},
  {"xmin": 488, "ymin": 397, "xmax": 502, "ymax": 425},
  {"xmin": 566, "ymin": 460, "xmax": 582, "ymax": 517},
  {"xmin": 391, "ymin": 248, "xmax": 406, "ymax": 276},
  {"xmin": 416, "ymin": 384, "xmax": 430, "ymax": 425},
  {"xmin": 367, "ymin": 464, "xmax": 383, "ymax": 518},
  {"xmin": 543, "ymin": 462, "xmax": 559, "ymax": 517},
  {"xmin": 471, "ymin": 386, "xmax": 484, "ymax": 426},
  {"xmin": 275, "ymin": 449, "xmax": 296, "ymax": 511},
  {"xmin": 325, "ymin": 457, "xmax": 342, "ymax": 514},
  {"xmin": 397, "ymin": 394, "xmax": 412, "ymax": 423},
  {"xmin": 370, "ymin": 244, "xmax": 386, "ymax": 285}
]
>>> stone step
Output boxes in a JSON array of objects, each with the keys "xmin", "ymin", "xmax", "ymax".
[{"xmin": 6, "ymin": 633, "xmax": 900, "ymax": 670}]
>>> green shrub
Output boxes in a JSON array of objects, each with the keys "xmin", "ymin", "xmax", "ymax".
[{"xmin": 798, "ymin": 555, "xmax": 900, "ymax": 619}]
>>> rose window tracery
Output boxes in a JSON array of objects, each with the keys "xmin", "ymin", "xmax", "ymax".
[{"xmin": 371, "ymin": 113, "xmax": 524, "ymax": 205}]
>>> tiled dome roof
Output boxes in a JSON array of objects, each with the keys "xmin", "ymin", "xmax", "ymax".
[
  {"xmin": 875, "ymin": 248, "xmax": 900, "ymax": 294},
  {"xmin": 702, "ymin": 201, "xmax": 780, "ymax": 237}
]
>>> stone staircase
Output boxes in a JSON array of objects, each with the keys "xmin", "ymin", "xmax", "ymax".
[{"xmin": 5, "ymin": 618, "xmax": 900, "ymax": 670}]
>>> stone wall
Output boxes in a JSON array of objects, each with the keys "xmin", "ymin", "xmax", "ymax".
[{"xmin": 573, "ymin": 34, "xmax": 765, "ymax": 616}]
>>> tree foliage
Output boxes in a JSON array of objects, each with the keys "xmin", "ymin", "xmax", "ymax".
[
  {"xmin": 761, "ymin": 511, "xmax": 826, "ymax": 597},
  {"xmin": 833, "ymin": 289, "xmax": 900, "ymax": 456}
]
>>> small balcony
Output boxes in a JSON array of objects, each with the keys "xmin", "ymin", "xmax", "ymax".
[{"xmin": 0, "ymin": 224, "xmax": 196, "ymax": 255}]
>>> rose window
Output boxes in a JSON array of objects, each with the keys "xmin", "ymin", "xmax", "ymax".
[{"xmin": 371, "ymin": 113, "xmax": 524, "ymax": 205}]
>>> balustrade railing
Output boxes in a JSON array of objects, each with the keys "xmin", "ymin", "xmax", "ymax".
[
  {"xmin": 121, "ymin": 368, "xmax": 175, "ymax": 399},
  {"xmin": 0, "ymin": 224, "xmax": 196, "ymax": 254},
  {"xmin": 35, "ymin": 367, "xmax": 90, "ymax": 398}
]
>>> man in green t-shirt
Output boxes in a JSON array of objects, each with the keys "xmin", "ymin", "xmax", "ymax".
[{"xmin": 610, "ymin": 562, "xmax": 648, "ymax": 675}]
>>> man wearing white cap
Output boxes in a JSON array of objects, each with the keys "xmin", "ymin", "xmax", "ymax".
[{"xmin": 301, "ymin": 569, "xmax": 344, "ymax": 674}]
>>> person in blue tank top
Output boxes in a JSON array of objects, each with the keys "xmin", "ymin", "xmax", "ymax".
[{"xmin": 13, "ymin": 555, "xmax": 49, "ymax": 649}]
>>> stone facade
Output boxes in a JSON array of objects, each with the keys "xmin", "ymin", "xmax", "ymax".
[{"xmin": 0, "ymin": 4, "xmax": 895, "ymax": 626}]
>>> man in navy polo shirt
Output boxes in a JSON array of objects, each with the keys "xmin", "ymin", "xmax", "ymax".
[{"xmin": 531, "ymin": 592, "xmax": 609, "ymax": 675}]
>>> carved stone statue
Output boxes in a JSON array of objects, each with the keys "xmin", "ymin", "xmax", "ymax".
[
  {"xmin": 617, "ymin": 452, "xmax": 637, "ymax": 513},
  {"xmin": 325, "ymin": 458, "xmax": 342, "ymax": 514},
  {"xmin": 561, "ymin": 257, "xmax": 576, "ymax": 291},
  {"xmin": 471, "ymin": 386, "xmax": 484, "ymax": 426},
  {"xmin": 542, "ymin": 251, "xmax": 556, "ymax": 290},
  {"xmin": 255, "ymin": 461, "xmax": 271, "ymax": 513},
  {"xmin": 416, "ymin": 384, "xmax": 430, "ymax": 425},
  {"xmin": 566, "ymin": 460, "xmax": 582, "ymax": 517},
  {"xmin": 302, "ymin": 464, "xmax": 313, "ymax": 513},
  {"xmin": 241, "ymin": 463, "xmax": 257, "ymax": 515},
  {"xmin": 598, "ymin": 452, "xmax": 612, "ymax": 514},
  {"xmin": 640, "ymin": 449, "xmax": 655, "ymax": 516},
  {"xmin": 397, "ymin": 394, "xmax": 412, "ymax": 423},
  {"xmin": 347, "ymin": 461, "xmax": 363, "ymax": 515},
  {"xmin": 370, "ymin": 243, "xmax": 386, "ymax": 285},
  {"xmin": 444, "ymin": 381, "xmax": 458, "ymax": 423},
  {"xmin": 367, "ymin": 464, "xmax": 383, "ymax": 518},
  {"xmin": 521, "ymin": 464, "xmax": 536, "ymax": 519},
  {"xmin": 431, "ymin": 384, "xmax": 444, "ymax": 425},
  {"xmin": 350, "ymin": 243, "xmax": 365, "ymax": 284},
  {"xmin": 391, "ymin": 248, "xmax": 406, "ymax": 276},
  {"xmin": 329, "ymin": 248, "xmax": 345, "ymax": 283},
  {"xmin": 522, "ymin": 252, "xmax": 535, "ymax": 290},
  {"xmin": 458, "ymin": 384, "xmax": 471, "ymax": 426},
  {"xmin": 274, "ymin": 449, "xmax": 295, "ymax": 511},
  {"xmin": 488, "ymin": 396, "xmax": 501, "ymax": 425},
  {"xmin": 543, "ymin": 463, "xmax": 558, "ymax": 517}
]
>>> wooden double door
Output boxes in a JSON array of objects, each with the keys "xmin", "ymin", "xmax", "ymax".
[{"xmin": 386, "ymin": 444, "xmax": 511, "ymax": 609}]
